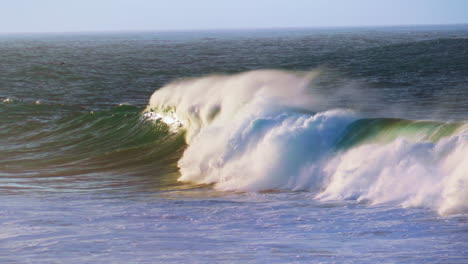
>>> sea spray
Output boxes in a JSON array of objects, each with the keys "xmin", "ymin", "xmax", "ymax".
[
  {"xmin": 318, "ymin": 125, "xmax": 468, "ymax": 215},
  {"xmin": 146, "ymin": 69, "xmax": 468, "ymax": 215},
  {"xmin": 178, "ymin": 109, "xmax": 355, "ymax": 191},
  {"xmin": 146, "ymin": 70, "xmax": 320, "ymax": 142}
]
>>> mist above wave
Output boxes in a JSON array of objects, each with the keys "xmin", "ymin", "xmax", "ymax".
[{"xmin": 147, "ymin": 69, "xmax": 468, "ymax": 215}]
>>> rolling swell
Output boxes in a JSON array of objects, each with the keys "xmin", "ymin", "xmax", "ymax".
[
  {"xmin": 0, "ymin": 102, "xmax": 186, "ymax": 192},
  {"xmin": 336, "ymin": 118, "xmax": 463, "ymax": 150},
  {"xmin": 147, "ymin": 69, "xmax": 468, "ymax": 215}
]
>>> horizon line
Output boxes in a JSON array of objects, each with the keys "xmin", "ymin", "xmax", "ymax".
[{"xmin": 1, "ymin": 22, "xmax": 467, "ymax": 35}]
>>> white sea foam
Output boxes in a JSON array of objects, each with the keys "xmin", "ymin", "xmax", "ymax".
[
  {"xmin": 147, "ymin": 69, "xmax": 468, "ymax": 215},
  {"xmin": 317, "ymin": 125, "xmax": 468, "ymax": 215},
  {"xmin": 147, "ymin": 70, "xmax": 322, "ymax": 141}
]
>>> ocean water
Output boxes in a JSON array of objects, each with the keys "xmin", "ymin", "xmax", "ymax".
[{"xmin": 1, "ymin": 25, "xmax": 468, "ymax": 263}]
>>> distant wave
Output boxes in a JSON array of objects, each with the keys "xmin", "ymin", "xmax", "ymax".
[{"xmin": 146, "ymin": 69, "xmax": 468, "ymax": 215}]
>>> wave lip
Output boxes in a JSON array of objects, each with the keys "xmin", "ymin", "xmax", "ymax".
[
  {"xmin": 146, "ymin": 69, "xmax": 468, "ymax": 215},
  {"xmin": 146, "ymin": 69, "xmax": 319, "ymax": 142}
]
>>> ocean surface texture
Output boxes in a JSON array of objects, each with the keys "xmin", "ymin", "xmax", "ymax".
[{"xmin": 1, "ymin": 26, "xmax": 467, "ymax": 263}]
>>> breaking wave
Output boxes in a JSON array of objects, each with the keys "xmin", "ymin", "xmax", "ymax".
[{"xmin": 146, "ymin": 69, "xmax": 467, "ymax": 215}]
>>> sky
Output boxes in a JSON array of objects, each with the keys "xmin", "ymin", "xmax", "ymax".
[{"xmin": 1, "ymin": 0, "xmax": 467, "ymax": 33}]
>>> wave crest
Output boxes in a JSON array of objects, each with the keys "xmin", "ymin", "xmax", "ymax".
[{"xmin": 146, "ymin": 69, "xmax": 467, "ymax": 215}]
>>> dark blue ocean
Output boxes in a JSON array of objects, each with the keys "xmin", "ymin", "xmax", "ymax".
[{"xmin": 1, "ymin": 25, "xmax": 467, "ymax": 263}]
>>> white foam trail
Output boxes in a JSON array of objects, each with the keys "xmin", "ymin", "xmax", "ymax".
[{"xmin": 147, "ymin": 69, "xmax": 468, "ymax": 215}]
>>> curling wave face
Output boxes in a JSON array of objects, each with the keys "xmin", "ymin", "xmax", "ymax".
[
  {"xmin": 0, "ymin": 102, "xmax": 187, "ymax": 192},
  {"xmin": 146, "ymin": 69, "xmax": 468, "ymax": 215}
]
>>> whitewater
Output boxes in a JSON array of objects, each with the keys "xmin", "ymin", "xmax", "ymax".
[{"xmin": 145, "ymin": 69, "xmax": 468, "ymax": 216}]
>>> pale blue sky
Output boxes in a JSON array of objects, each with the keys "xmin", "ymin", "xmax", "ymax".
[{"xmin": 1, "ymin": 0, "xmax": 467, "ymax": 33}]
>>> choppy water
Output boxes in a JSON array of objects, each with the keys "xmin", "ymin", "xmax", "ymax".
[{"xmin": 1, "ymin": 25, "xmax": 467, "ymax": 263}]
